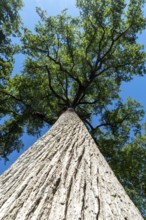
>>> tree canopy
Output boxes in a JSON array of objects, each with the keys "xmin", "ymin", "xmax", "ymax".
[
  {"xmin": 0, "ymin": 0, "xmax": 146, "ymax": 217},
  {"xmin": 0, "ymin": 0, "xmax": 23, "ymax": 82}
]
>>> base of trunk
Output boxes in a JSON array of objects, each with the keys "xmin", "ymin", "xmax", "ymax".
[{"xmin": 0, "ymin": 110, "xmax": 144, "ymax": 219}]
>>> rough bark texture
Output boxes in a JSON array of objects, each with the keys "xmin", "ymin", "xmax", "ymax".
[{"xmin": 0, "ymin": 109, "xmax": 144, "ymax": 220}]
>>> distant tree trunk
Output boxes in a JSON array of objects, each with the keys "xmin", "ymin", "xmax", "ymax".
[{"xmin": 0, "ymin": 109, "xmax": 144, "ymax": 220}]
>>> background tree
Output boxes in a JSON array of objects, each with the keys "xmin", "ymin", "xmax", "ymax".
[
  {"xmin": 0, "ymin": 0, "xmax": 23, "ymax": 156},
  {"xmin": 0, "ymin": 0, "xmax": 23, "ymax": 77},
  {"xmin": 0, "ymin": 0, "xmax": 146, "ymax": 217}
]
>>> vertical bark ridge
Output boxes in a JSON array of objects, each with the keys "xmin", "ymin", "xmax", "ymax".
[{"xmin": 0, "ymin": 109, "xmax": 144, "ymax": 220}]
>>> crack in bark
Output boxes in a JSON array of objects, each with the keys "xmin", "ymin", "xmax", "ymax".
[
  {"xmin": 52, "ymin": 177, "xmax": 61, "ymax": 195},
  {"xmin": 74, "ymin": 146, "xmax": 85, "ymax": 180},
  {"xmin": 64, "ymin": 177, "xmax": 73, "ymax": 220},
  {"xmin": 96, "ymin": 169, "xmax": 100, "ymax": 220},
  {"xmin": 25, "ymin": 196, "xmax": 42, "ymax": 219},
  {"xmin": 96, "ymin": 196, "xmax": 100, "ymax": 219},
  {"xmin": 63, "ymin": 148, "xmax": 74, "ymax": 184},
  {"xmin": 81, "ymin": 180, "xmax": 86, "ymax": 220}
]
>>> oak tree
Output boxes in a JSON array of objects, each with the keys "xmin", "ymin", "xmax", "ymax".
[{"xmin": 0, "ymin": 0, "xmax": 146, "ymax": 217}]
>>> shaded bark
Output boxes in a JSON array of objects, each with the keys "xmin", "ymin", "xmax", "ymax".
[{"xmin": 0, "ymin": 109, "xmax": 144, "ymax": 220}]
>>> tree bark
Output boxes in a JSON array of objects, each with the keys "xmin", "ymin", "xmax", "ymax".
[{"xmin": 0, "ymin": 109, "xmax": 144, "ymax": 220}]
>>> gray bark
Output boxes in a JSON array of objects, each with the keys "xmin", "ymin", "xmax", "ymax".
[{"xmin": 0, "ymin": 109, "xmax": 144, "ymax": 220}]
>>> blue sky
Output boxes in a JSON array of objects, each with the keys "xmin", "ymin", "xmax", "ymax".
[{"xmin": 0, "ymin": 0, "xmax": 146, "ymax": 174}]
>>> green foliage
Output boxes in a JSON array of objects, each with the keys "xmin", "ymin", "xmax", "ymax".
[
  {"xmin": 0, "ymin": 0, "xmax": 146, "ymax": 216},
  {"xmin": 0, "ymin": 0, "xmax": 23, "ymax": 157},
  {"xmin": 109, "ymin": 134, "xmax": 146, "ymax": 217},
  {"xmin": 0, "ymin": 0, "xmax": 23, "ymax": 83}
]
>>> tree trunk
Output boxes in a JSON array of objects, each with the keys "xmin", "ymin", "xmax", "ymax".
[{"xmin": 0, "ymin": 109, "xmax": 144, "ymax": 220}]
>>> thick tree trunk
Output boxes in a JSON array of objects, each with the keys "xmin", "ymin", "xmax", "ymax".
[{"xmin": 0, "ymin": 109, "xmax": 144, "ymax": 220}]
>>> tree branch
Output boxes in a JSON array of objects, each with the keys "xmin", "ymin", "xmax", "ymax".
[
  {"xmin": 79, "ymin": 100, "xmax": 98, "ymax": 105},
  {"xmin": 84, "ymin": 118, "xmax": 94, "ymax": 130},
  {"xmin": 45, "ymin": 65, "xmax": 67, "ymax": 104},
  {"xmin": 55, "ymin": 73, "xmax": 70, "ymax": 106},
  {"xmin": 0, "ymin": 89, "xmax": 51, "ymax": 124},
  {"xmin": 97, "ymin": 24, "xmax": 133, "ymax": 66},
  {"xmin": 66, "ymin": 26, "xmax": 76, "ymax": 72},
  {"xmin": 94, "ymin": 115, "xmax": 130, "ymax": 131},
  {"xmin": 0, "ymin": 89, "xmax": 26, "ymax": 105},
  {"xmin": 35, "ymin": 47, "xmax": 82, "ymax": 86}
]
